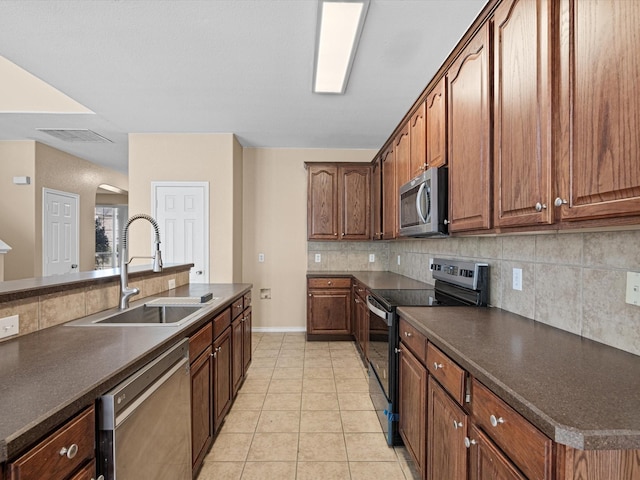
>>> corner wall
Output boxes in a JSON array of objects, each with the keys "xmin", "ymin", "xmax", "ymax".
[{"xmin": 242, "ymin": 147, "xmax": 375, "ymax": 331}]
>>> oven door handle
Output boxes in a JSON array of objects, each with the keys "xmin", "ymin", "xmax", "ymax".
[{"xmin": 367, "ymin": 295, "xmax": 392, "ymax": 326}]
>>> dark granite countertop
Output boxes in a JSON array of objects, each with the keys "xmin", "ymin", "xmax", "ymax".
[
  {"xmin": 0, "ymin": 282, "xmax": 251, "ymax": 462},
  {"xmin": 307, "ymin": 271, "xmax": 432, "ymax": 290},
  {"xmin": 398, "ymin": 306, "xmax": 640, "ymax": 450}
]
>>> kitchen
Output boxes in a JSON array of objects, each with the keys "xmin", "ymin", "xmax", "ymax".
[{"xmin": 1, "ymin": 0, "xmax": 640, "ymax": 479}]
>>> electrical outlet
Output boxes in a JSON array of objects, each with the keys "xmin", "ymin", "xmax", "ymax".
[
  {"xmin": 0, "ymin": 315, "xmax": 19, "ymax": 339},
  {"xmin": 397, "ymin": 255, "xmax": 401, "ymax": 266},
  {"xmin": 168, "ymin": 279, "xmax": 176, "ymax": 290},
  {"xmin": 369, "ymin": 253, "xmax": 375, "ymax": 263},
  {"xmin": 625, "ymin": 272, "xmax": 640, "ymax": 306},
  {"xmin": 512, "ymin": 268, "xmax": 523, "ymax": 291},
  {"xmin": 258, "ymin": 253, "xmax": 265, "ymax": 263},
  {"xmin": 315, "ymin": 253, "xmax": 321, "ymax": 263}
]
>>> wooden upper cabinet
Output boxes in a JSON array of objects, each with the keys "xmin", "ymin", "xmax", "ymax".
[
  {"xmin": 556, "ymin": 0, "xmax": 640, "ymax": 222},
  {"xmin": 381, "ymin": 145, "xmax": 397, "ymax": 239},
  {"xmin": 494, "ymin": 0, "xmax": 553, "ymax": 228},
  {"xmin": 409, "ymin": 102, "xmax": 427, "ymax": 178},
  {"xmin": 307, "ymin": 164, "xmax": 339, "ymax": 239},
  {"xmin": 371, "ymin": 157, "xmax": 383, "ymax": 240},
  {"xmin": 447, "ymin": 22, "xmax": 492, "ymax": 233},
  {"xmin": 395, "ymin": 123, "xmax": 411, "ymax": 191},
  {"xmin": 307, "ymin": 163, "xmax": 370, "ymax": 240},
  {"xmin": 340, "ymin": 165, "xmax": 371, "ymax": 240},
  {"xmin": 426, "ymin": 77, "xmax": 447, "ymax": 169}
]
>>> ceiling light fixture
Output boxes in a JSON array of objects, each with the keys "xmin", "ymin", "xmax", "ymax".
[{"xmin": 313, "ymin": 0, "xmax": 370, "ymax": 94}]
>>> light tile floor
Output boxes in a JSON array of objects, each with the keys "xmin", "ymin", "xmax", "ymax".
[{"xmin": 197, "ymin": 332, "xmax": 421, "ymax": 480}]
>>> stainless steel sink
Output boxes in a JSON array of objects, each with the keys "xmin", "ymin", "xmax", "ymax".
[{"xmin": 68, "ymin": 303, "xmax": 206, "ymax": 327}]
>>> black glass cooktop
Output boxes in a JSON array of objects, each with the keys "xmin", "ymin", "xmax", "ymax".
[{"xmin": 369, "ymin": 288, "xmax": 438, "ymax": 311}]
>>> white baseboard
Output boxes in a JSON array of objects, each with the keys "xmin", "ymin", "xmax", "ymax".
[{"xmin": 252, "ymin": 326, "xmax": 306, "ymax": 333}]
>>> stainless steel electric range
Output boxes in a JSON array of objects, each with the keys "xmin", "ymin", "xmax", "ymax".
[{"xmin": 366, "ymin": 258, "xmax": 489, "ymax": 446}]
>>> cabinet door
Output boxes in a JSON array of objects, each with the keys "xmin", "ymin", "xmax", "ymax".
[
  {"xmin": 243, "ymin": 308, "xmax": 252, "ymax": 373},
  {"xmin": 371, "ymin": 157, "xmax": 382, "ymax": 240},
  {"xmin": 556, "ymin": 0, "xmax": 640, "ymax": 222},
  {"xmin": 381, "ymin": 145, "xmax": 396, "ymax": 239},
  {"xmin": 307, "ymin": 164, "xmax": 339, "ymax": 239},
  {"xmin": 494, "ymin": 0, "xmax": 552, "ymax": 227},
  {"xmin": 398, "ymin": 343, "xmax": 427, "ymax": 478},
  {"xmin": 468, "ymin": 424, "xmax": 526, "ymax": 480},
  {"xmin": 68, "ymin": 461, "xmax": 97, "ymax": 480},
  {"xmin": 426, "ymin": 77, "xmax": 447, "ymax": 169},
  {"xmin": 427, "ymin": 377, "xmax": 467, "ymax": 480},
  {"xmin": 447, "ymin": 22, "xmax": 492, "ymax": 232},
  {"xmin": 340, "ymin": 165, "xmax": 371, "ymax": 240},
  {"xmin": 307, "ymin": 289, "xmax": 351, "ymax": 335},
  {"xmin": 213, "ymin": 327, "xmax": 232, "ymax": 432},
  {"xmin": 395, "ymin": 123, "xmax": 411, "ymax": 197},
  {"xmin": 410, "ymin": 102, "xmax": 427, "ymax": 178},
  {"xmin": 191, "ymin": 346, "xmax": 213, "ymax": 471},
  {"xmin": 231, "ymin": 315, "xmax": 244, "ymax": 397}
]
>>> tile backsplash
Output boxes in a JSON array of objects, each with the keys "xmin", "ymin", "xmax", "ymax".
[{"xmin": 308, "ymin": 230, "xmax": 640, "ymax": 357}]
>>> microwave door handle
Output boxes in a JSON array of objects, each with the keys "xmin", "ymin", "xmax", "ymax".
[{"xmin": 416, "ymin": 183, "xmax": 428, "ymax": 224}]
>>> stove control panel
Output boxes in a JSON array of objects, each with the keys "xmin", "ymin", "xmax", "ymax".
[{"xmin": 431, "ymin": 258, "xmax": 488, "ymax": 291}]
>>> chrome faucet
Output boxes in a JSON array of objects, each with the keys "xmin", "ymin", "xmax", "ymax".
[{"xmin": 119, "ymin": 214, "xmax": 163, "ymax": 310}]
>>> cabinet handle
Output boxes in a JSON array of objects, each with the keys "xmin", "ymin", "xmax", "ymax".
[
  {"xmin": 334, "ymin": 233, "xmax": 338, "ymax": 236},
  {"xmin": 490, "ymin": 414, "xmax": 505, "ymax": 427},
  {"xmin": 308, "ymin": 293, "xmax": 312, "ymax": 297},
  {"xmin": 355, "ymin": 298, "xmax": 360, "ymax": 304},
  {"xmin": 404, "ymin": 331, "xmax": 412, "ymax": 337},
  {"xmin": 341, "ymin": 233, "xmax": 345, "ymax": 237},
  {"xmin": 327, "ymin": 281, "xmax": 332, "ymax": 285},
  {"xmin": 453, "ymin": 420, "xmax": 463, "ymax": 429},
  {"xmin": 554, "ymin": 197, "xmax": 568, "ymax": 207},
  {"xmin": 92, "ymin": 476, "xmax": 105, "ymax": 480},
  {"xmin": 464, "ymin": 437, "xmax": 477, "ymax": 448},
  {"xmin": 59, "ymin": 443, "xmax": 78, "ymax": 459},
  {"xmin": 535, "ymin": 202, "xmax": 547, "ymax": 212},
  {"xmin": 433, "ymin": 362, "xmax": 443, "ymax": 370},
  {"xmin": 210, "ymin": 352, "xmax": 216, "ymax": 358},
  {"xmin": 443, "ymin": 219, "xmax": 449, "ymax": 225},
  {"xmin": 394, "ymin": 347, "xmax": 402, "ymax": 354}
]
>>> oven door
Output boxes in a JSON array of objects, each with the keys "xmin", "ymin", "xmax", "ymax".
[{"xmin": 366, "ymin": 295, "xmax": 401, "ymax": 446}]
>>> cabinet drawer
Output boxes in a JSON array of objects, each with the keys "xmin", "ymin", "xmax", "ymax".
[
  {"xmin": 189, "ymin": 321, "xmax": 213, "ymax": 363},
  {"xmin": 243, "ymin": 291, "xmax": 252, "ymax": 308},
  {"xmin": 426, "ymin": 342, "xmax": 466, "ymax": 405},
  {"xmin": 398, "ymin": 318, "xmax": 426, "ymax": 362},
  {"xmin": 10, "ymin": 407, "xmax": 95, "ymax": 480},
  {"xmin": 308, "ymin": 277, "xmax": 351, "ymax": 289},
  {"xmin": 213, "ymin": 308, "xmax": 231, "ymax": 339},
  {"xmin": 471, "ymin": 379, "xmax": 553, "ymax": 480},
  {"xmin": 69, "ymin": 460, "xmax": 97, "ymax": 480},
  {"xmin": 231, "ymin": 298, "xmax": 244, "ymax": 319}
]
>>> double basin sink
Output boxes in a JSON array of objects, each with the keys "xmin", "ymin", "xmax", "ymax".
[{"xmin": 68, "ymin": 297, "xmax": 218, "ymax": 327}]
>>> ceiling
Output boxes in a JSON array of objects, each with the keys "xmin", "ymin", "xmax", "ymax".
[{"xmin": 0, "ymin": 0, "xmax": 487, "ymax": 174}]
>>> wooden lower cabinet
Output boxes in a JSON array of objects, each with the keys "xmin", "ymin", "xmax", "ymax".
[
  {"xmin": 468, "ymin": 424, "xmax": 526, "ymax": 480},
  {"xmin": 307, "ymin": 278, "xmax": 351, "ymax": 338},
  {"xmin": 242, "ymin": 307, "xmax": 252, "ymax": 373},
  {"xmin": 190, "ymin": 344, "xmax": 213, "ymax": 473},
  {"xmin": 231, "ymin": 314, "xmax": 244, "ymax": 397},
  {"xmin": 398, "ymin": 342, "xmax": 427, "ymax": 478},
  {"xmin": 213, "ymin": 326, "xmax": 232, "ymax": 432},
  {"xmin": 8, "ymin": 407, "xmax": 95, "ymax": 480},
  {"xmin": 427, "ymin": 377, "xmax": 468, "ymax": 480}
]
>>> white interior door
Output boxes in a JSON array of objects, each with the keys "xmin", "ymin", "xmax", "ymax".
[
  {"xmin": 153, "ymin": 182, "xmax": 209, "ymax": 284},
  {"xmin": 43, "ymin": 188, "xmax": 79, "ymax": 276}
]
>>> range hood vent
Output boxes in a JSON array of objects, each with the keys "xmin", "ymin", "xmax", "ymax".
[{"xmin": 36, "ymin": 128, "xmax": 113, "ymax": 143}]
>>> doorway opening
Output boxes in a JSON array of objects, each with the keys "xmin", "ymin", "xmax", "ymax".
[{"xmin": 95, "ymin": 205, "xmax": 128, "ymax": 270}]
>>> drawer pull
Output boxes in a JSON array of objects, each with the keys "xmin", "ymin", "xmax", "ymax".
[
  {"xmin": 464, "ymin": 437, "xmax": 477, "ymax": 448},
  {"xmin": 327, "ymin": 281, "xmax": 332, "ymax": 285},
  {"xmin": 433, "ymin": 362, "xmax": 443, "ymax": 370},
  {"xmin": 394, "ymin": 347, "xmax": 402, "ymax": 354},
  {"xmin": 404, "ymin": 331, "xmax": 413, "ymax": 337},
  {"xmin": 453, "ymin": 420, "xmax": 463, "ymax": 429},
  {"xmin": 490, "ymin": 415, "xmax": 505, "ymax": 427},
  {"xmin": 59, "ymin": 443, "xmax": 78, "ymax": 459}
]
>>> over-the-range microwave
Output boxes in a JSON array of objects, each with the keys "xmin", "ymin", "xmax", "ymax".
[{"xmin": 398, "ymin": 167, "xmax": 448, "ymax": 237}]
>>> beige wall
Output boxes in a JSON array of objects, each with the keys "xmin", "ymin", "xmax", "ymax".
[
  {"xmin": 0, "ymin": 141, "xmax": 127, "ymax": 280},
  {"xmin": 242, "ymin": 147, "xmax": 375, "ymax": 331},
  {"xmin": 128, "ymin": 133, "xmax": 243, "ymax": 282}
]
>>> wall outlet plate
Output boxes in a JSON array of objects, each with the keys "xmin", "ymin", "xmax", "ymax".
[
  {"xmin": 625, "ymin": 272, "xmax": 640, "ymax": 306},
  {"xmin": 0, "ymin": 315, "xmax": 19, "ymax": 339},
  {"xmin": 258, "ymin": 253, "xmax": 265, "ymax": 263},
  {"xmin": 512, "ymin": 268, "xmax": 523, "ymax": 291},
  {"xmin": 168, "ymin": 278, "xmax": 176, "ymax": 289},
  {"xmin": 315, "ymin": 253, "xmax": 321, "ymax": 263},
  {"xmin": 397, "ymin": 255, "xmax": 401, "ymax": 266},
  {"xmin": 369, "ymin": 253, "xmax": 375, "ymax": 263}
]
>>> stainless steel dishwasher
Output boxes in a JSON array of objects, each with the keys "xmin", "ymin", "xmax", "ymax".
[{"xmin": 98, "ymin": 339, "xmax": 191, "ymax": 480}]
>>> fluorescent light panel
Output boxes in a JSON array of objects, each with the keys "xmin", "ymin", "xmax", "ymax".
[{"xmin": 313, "ymin": 0, "xmax": 369, "ymax": 94}]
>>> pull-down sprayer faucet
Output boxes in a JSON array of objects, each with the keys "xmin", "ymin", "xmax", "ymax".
[{"xmin": 119, "ymin": 214, "xmax": 163, "ymax": 310}]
